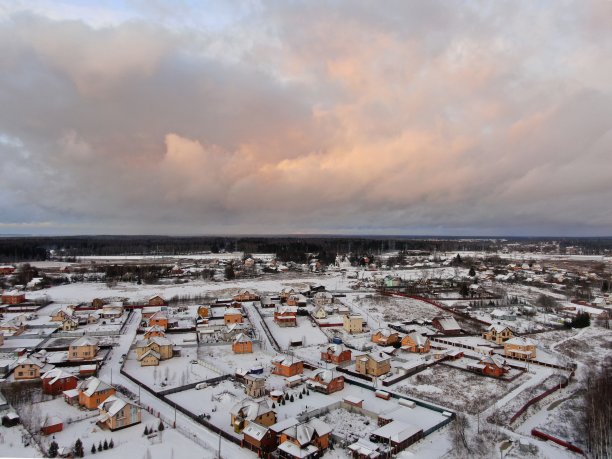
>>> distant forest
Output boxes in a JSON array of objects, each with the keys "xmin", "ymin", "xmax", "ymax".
[{"xmin": 0, "ymin": 235, "xmax": 611, "ymax": 263}]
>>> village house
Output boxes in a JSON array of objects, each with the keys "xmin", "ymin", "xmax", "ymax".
[
  {"xmin": 61, "ymin": 316, "xmax": 79, "ymax": 331},
  {"xmin": 141, "ymin": 306, "xmax": 163, "ymax": 319},
  {"xmin": 41, "ymin": 369, "xmax": 79, "ymax": 395},
  {"xmin": 50, "ymin": 307, "xmax": 75, "ymax": 322},
  {"xmin": 75, "ymin": 377, "xmax": 116, "ymax": 410},
  {"xmin": 272, "ymin": 356, "xmax": 304, "ymax": 377},
  {"xmin": 0, "ymin": 317, "xmax": 26, "ymax": 335},
  {"xmin": 431, "ymin": 316, "xmax": 461, "ymax": 335},
  {"xmin": 278, "ymin": 418, "xmax": 331, "ymax": 459},
  {"xmin": 320, "ymin": 343, "xmax": 352, "ymax": 365},
  {"xmin": 230, "ymin": 399, "xmax": 277, "ymax": 433},
  {"xmin": 260, "ymin": 296, "xmax": 280, "ymax": 308},
  {"xmin": 224, "ymin": 307, "xmax": 243, "ymax": 325},
  {"xmin": 343, "ymin": 315, "xmax": 364, "ymax": 334},
  {"xmin": 504, "ymin": 336, "xmax": 537, "ymax": 359},
  {"xmin": 0, "ymin": 265, "xmax": 15, "ymax": 275},
  {"xmin": 148, "ymin": 295, "xmax": 167, "ymax": 306},
  {"xmin": 147, "ymin": 311, "xmax": 169, "ymax": 330},
  {"xmin": 355, "ymin": 353, "xmax": 391, "ymax": 377},
  {"xmin": 313, "ymin": 291, "xmax": 333, "ymax": 307},
  {"xmin": 286, "ymin": 294, "xmax": 308, "ymax": 307},
  {"xmin": 311, "ymin": 305, "xmax": 328, "ymax": 320},
  {"xmin": 41, "ymin": 416, "xmax": 63, "ymax": 436},
  {"xmin": 371, "ymin": 328, "xmax": 400, "ymax": 346},
  {"xmin": 1, "ymin": 291, "xmax": 26, "ymax": 305},
  {"xmin": 232, "ymin": 333, "xmax": 253, "ymax": 354},
  {"xmin": 244, "ymin": 374, "xmax": 267, "ymax": 398},
  {"xmin": 306, "ymin": 369, "xmax": 344, "ymax": 394},
  {"xmin": 468, "ymin": 355, "xmax": 509, "ymax": 378},
  {"xmin": 233, "ymin": 289, "xmax": 260, "ymax": 302},
  {"xmin": 13, "ymin": 355, "xmax": 52, "ymax": 380},
  {"xmin": 279, "ymin": 288, "xmax": 297, "ymax": 302},
  {"xmin": 197, "ymin": 305, "xmax": 210, "ymax": 319},
  {"xmin": 97, "ymin": 394, "xmax": 142, "ymax": 431},
  {"xmin": 482, "ymin": 324, "xmax": 514, "ymax": 344},
  {"xmin": 143, "ymin": 325, "xmax": 166, "ymax": 339},
  {"xmin": 367, "ymin": 420, "xmax": 423, "ymax": 456},
  {"xmin": 135, "ymin": 336, "xmax": 174, "ymax": 365},
  {"xmin": 242, "ymin": 422, "xmax": 276, "ymax": 457},
  {"xmin": 274, "ymin": 305, "xmax": 298, "ymax": 327},
  {"xmin": 401, "ymin": 332, "xmax": 431, "ymax": 353},
  {"xmin": 100, "ymin": 303, "xmax": 124, "ymax": 319},
  {"xmin": 68, "ymin": 336, "xmax": 99, "ymax": 362}
]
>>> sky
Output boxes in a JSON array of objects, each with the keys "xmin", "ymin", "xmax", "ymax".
[{"xmin": 1, "ymin": 0, "xmax": 612, "ymax": 237}]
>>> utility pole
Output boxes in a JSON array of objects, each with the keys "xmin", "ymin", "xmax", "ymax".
[{"xmin": 217, "ymin": 433, "xmax": 222, "ymax": 459}]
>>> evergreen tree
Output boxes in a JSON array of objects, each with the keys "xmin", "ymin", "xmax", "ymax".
[
  {"xmin": 271, "ymin": 402, "xmax": 276, "ymax": 408},
  {"xmin": 103, "ymin": 439, "xmax": 108, "ymax": 450},
  {"xmin": 602, "ymin": 280, "xmax": 609, "ymax": 293},
  {"xmin": 74, "ymin": 439, "xmax": 84, "ymax": 458},
  {"xmin": 158, "ymin": 421, "xmax": 165, "ymax": 431},
  {"xmin": 144, "ymin": 426, "xmax": 149, "ymax": 435},
  {"xmin": 91, "ymin": 444, "xmax": 97, "ymax": 454},
  {"xmin": 109, "ymin": 439, "xmax": 114, "ymax": 449},
  {"xmin": 469, "ymin": 266, "xmax": 476, "ymax": 277},
  {"xmin": 290, "ymin": 395, "xmax": 294, "ymax": 402},
  {"xmin": 48, "ymin": 441, "xmax": 59, "ymax": 458},
  {"xmin": 299, "ymin": 393, "xmax": 303, "ymax": 399},
  {"xmin": 98, "ymin": 442, "xmax": 102, "ymax": 452}
]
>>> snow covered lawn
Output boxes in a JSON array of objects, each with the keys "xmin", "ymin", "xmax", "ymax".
[{"xmin": 264, "ymin": 316, "xmax": 329, "ymax": 348}]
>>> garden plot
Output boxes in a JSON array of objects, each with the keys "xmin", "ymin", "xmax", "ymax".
[
  {"xmin": 30, "ymin": 398, "xmax": 218, "ymax": 459},
  {"xmin": 0, "ymin": 421, "xmax": 42, "ymax": 458},
  {"xmin": 123, "ymin": 347, "xmax": 220, "ymax": 391},
  {"xmin": 198, "ymin": 344, "xmax": 275, "ymax": 374},
  {"xmin": 348, "ymin": 294, "xmax": 442, "ymax": 324},
  {"xmin": 264, "ymin": 316, "xmax": 329, "ymax": 348},
  {"xmin": 394, "ymin": 365, "xmax": 531, "ymax": 415},
  {"xmin": 320, "ymin": 408, "xmax": 377, "ymax": 443}
]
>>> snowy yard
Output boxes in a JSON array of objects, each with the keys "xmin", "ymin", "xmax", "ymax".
[
  {"xmin": 320, "ymin": 408, "xmax": 377, "ymax": 443},
  {"xmin": 264, "ymin": 316, "xmax": 329, "ymax": 349}
]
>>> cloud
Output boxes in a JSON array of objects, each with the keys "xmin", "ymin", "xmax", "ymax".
[{"xmin": 0, "ymin": 1, "xmax": 611, "ymax": 235}]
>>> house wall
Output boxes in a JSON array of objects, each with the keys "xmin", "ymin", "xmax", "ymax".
[
  {"xmin": 232, "ymin": 341, "xmax": 253, "ymax": 354},
  {"xmin": 14, "ymin": 364, "xmax": 40, "ymax": 380},
  {"xmin": 79, "ymin": 388, "xmax": 116, "ymax": 410},
  {"xmin": 148, "ymin": 297, "xmax": 166, "ymax": 306},
  {"xmin": 1, "ymin": 294, "xmax": 26, "ymax": 305},
  {"xmin": 224, "ymin": 314, "xmax": 243, "ymax": 324},
  {"xmin": 68, "ymin": 344, "xmax": 97, "ymax": 361},
  {"xmin": 140, "ymin": 354, "xmax": 159, "ymax": 366},
  {"xmin": 43, "ymin": 377, "xmax": 78, "ymax": 395}
]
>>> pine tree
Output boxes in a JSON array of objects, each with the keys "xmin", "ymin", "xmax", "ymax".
[
  {"xmin": 103, "ymin": 439, "xmax": 109, "ymax": 450},
  {"xmin": 91, "ymin": 444, "xmax": 97, "ymax": 454},
  {"xmin": 289, "ymin": 395, "xmax": 294, "ymax": 402},
  {"xmin": 109, "ymin": 439, "xmax": 114, "ymax": 449},
  {"xmin": 74, "ymin": 439, "xmax": 84, "ymax": 458},
  {"xmin": 299, "ymin": 393, "xmax": 303, "ymax": 399},
  {"xmin": 98, "ymin": 442, "xmax": 103, "ymax": 452},
  {"xmin": 469, "ymin": 266, "xmax": 476, "ymax": 277},
  {"xmin": 48, "ymin": 441, "xmax": 59, "ymax": 458},
  {"xmin": 271, "ymin": 402, "xmax": 276, "ymax": 408},
  {"xmin": 144, "ymin": 426, "xmax": 149, "ymax": 435},
  {"xmin": 158, "ymin": 421, "xmax": 165, "ymax": 431}
]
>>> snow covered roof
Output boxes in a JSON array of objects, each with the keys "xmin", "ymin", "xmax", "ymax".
[
  {"xmin": 42, "ymin": 416, "xmax": 62, "ymax": 427},
  {"xmin": 272, "ymin": 355, "xmax": 302, "ymax": 366},
  {"xmin": 407, "ymin": 332, "xmax": 428, "ymax": 347},
  {"xmin": 137, "ymin": 336, "xmax": 173, "ymax": 348},
  {"xmin": 15, "ymin": 355, "xmax": 46, "ymax": 368},
  {"xmin": 138, "ymin": 349, "xmax": 160, "ymax": 361},
  {"xmin": 374, "ymin": 328, "xmax": 395, "ymax": 338},
  {"xmin": 487, "ymin": 324, "xmax": 511, "ymax": 333},
  {"xmin": 358, "ymin": 352, "xmax": 390, "ymax": 363},
  {"xmin": 224, "ymin": 307, "xmax": 242, "ymax": 315},
  {"xmin": 230, "ymin": 399, "xmax": 272, "ymax": 420},
  {"xmin": 80, "ymin": 377, "xmax": 113, "ymax": 396},
  {"xmin": 308, "ymin": 369, "xmax": 338, "ymax": 384},
  {"xmin": 145, "ymin": 325, "xmax": 165, "ymax": 334},
  {"xmin": 234, "ymin": 333, "xmax": 251, "ymax": 343},
  {"xmin": 70, "ymin": 336, "xmax": 99, "ymax": 347},
  {"xmin": 98, "ymin": 394, "xmax": 135, "ymax": 417},
  {"xmin": 270, "ymin": 417, "xmax": 299, "ymax": 433},
  {"xmin": 277, "ymin": 441, "xmax": 318, "ymax": 458},
  {"xmin": 324, "ymin": 343, "xmax": 347, "ymax": 355},
  {"xmin": 242, "ymin": 422, "xmax": 269, "ymax": 441},
  {"xmin": 433, "ymin": 316, "xmax": 460, "ymax": 330},
  {"xmin": 41, "ymin": 368, "xmax": 76, "ymax": 384},
  {"xmin": 371, "ymin": 420, "xmax": 421, "ymax": 443}
]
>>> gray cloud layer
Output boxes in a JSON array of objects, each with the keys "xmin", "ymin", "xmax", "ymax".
[{"xmin": 1, "ymin": 1, "xmax": 611, "ymax": 235}]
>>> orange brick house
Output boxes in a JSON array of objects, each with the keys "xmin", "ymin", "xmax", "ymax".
[
  {"xmin": 1, "ymin": 291, "xmax": 26, "ymax": 305},
  {"xmin": 401, "ymin": 332, "xmax": 431, "ymax": 353},
  {"xmin": 148, "ymin": 295, "xmax": 167, "ymax": 306},
  {"xmin": 274, "ymin": 306, "xmax": 297, "ymax": 327},
  {"xmin": 278, "ymin": 419, "xmax": 332, "ymax": 458},
  {"xmin": 76, "ymin": 377, "xmax": 116, "ymax": 410},
  {"xmin": 147, "ymin": 311, "xmax": 169, "ymax": 330},
  {"xmin": 372, "ymin": 328, "xmax": 400, "ymax": 346},
  {"xmin": 271, "ymin": 356, "xmax": 304, "ymax": 377},
  {"xmin": 468, "ymin": 355, "xmax": 509, "ymax": 378},
  {"xmin": 306, "ymin": 370, "xmax": 344, "ymax": 394},
  {"xmin": 320, "ymin": 344, "xmax": 352, "ymax": 364},
  {"xmin": 224, "ymin": 307, "xmax": 243, "ymax": 325},
  {"xmin": 232, "ymin": 333, "xmax": 253, "ymax": 354}
]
